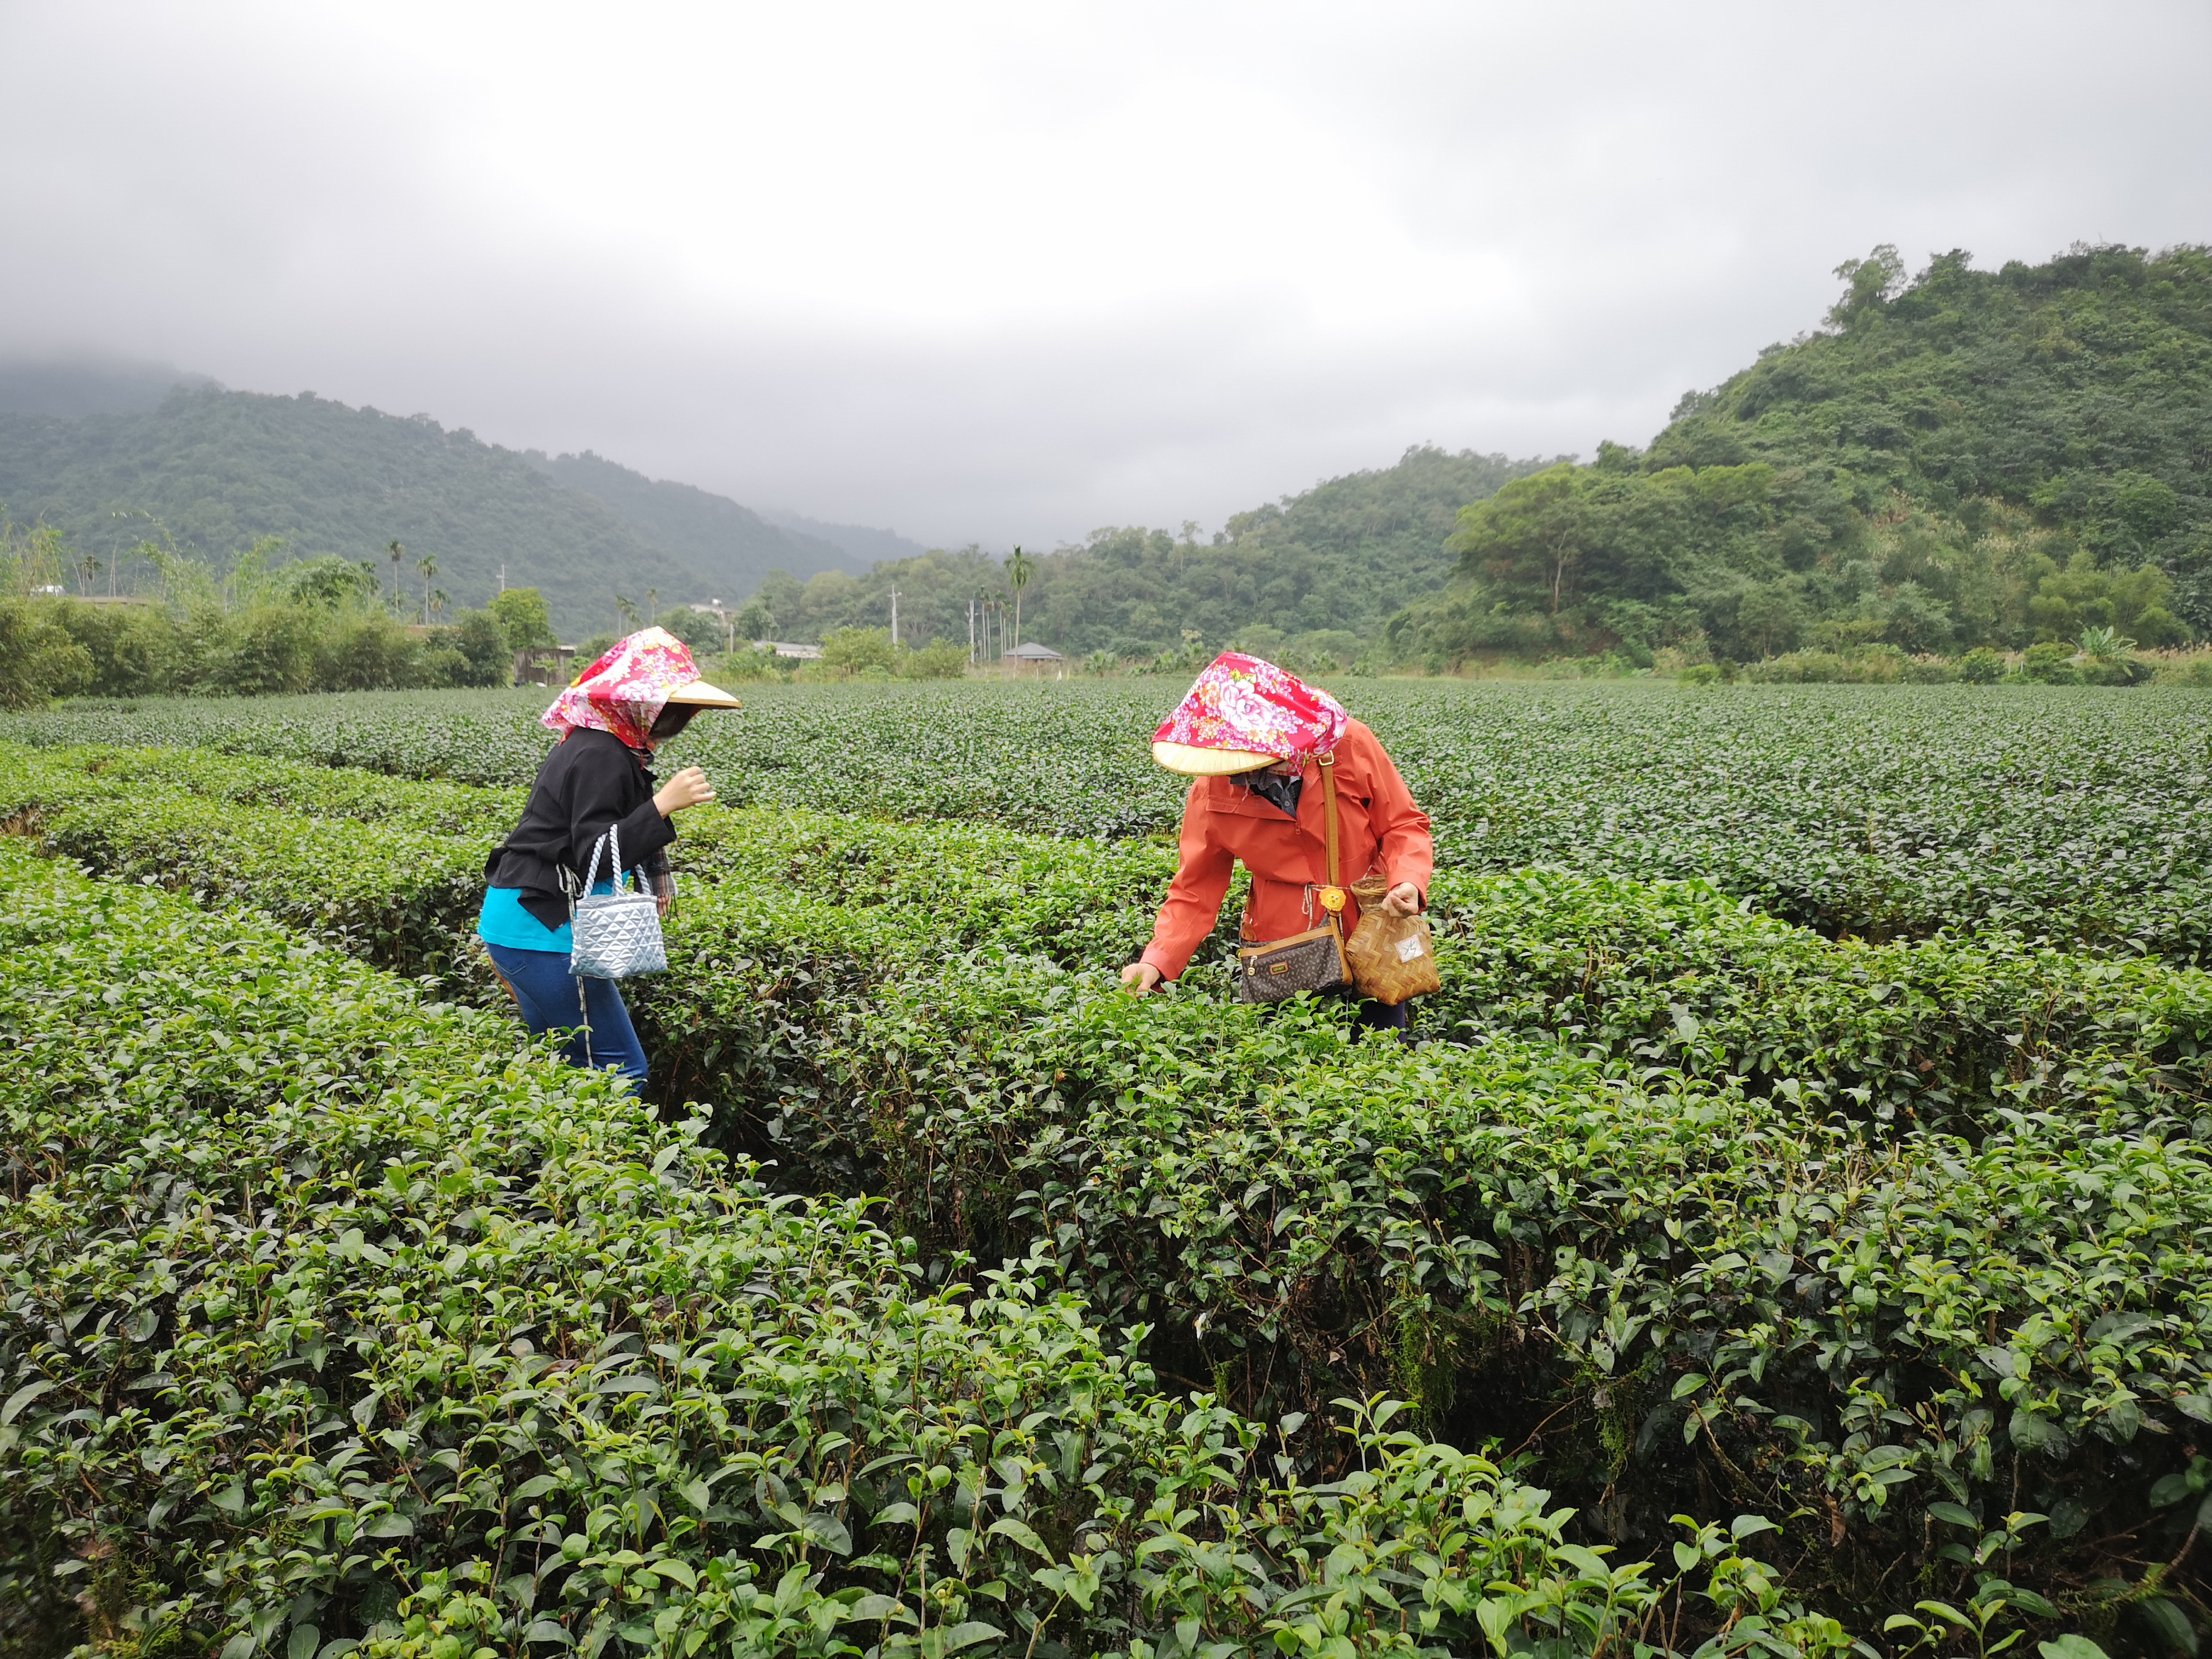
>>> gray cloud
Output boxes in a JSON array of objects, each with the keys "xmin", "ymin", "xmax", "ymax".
[{"xmin": 2, "ymin": 0, "xmax": 2205, "ymax": 549}]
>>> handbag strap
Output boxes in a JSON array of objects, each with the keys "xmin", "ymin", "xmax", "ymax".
[
  {"xmin": 1318, "ymin": 752, "xmax": 1344, "ymax": 937},
  {"xmin": 578, "ymin": 822, "xmax": 628, "ymax": 896}
]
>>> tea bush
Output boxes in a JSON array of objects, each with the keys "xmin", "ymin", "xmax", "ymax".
[
  {"xmin": 2, "ymin": 742, "xmax": 2206, "ymax": 1642},
  {"xmin": 0, "ymin": 847, "xmax": 1834, "ymax": 1659},
  {"xmin": 8, "ymin": 679, "xmax": 2212, "ymax": 957}
]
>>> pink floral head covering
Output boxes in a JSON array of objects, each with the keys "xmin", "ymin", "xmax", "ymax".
[
  {"xmin": 542, "ymin": 627, "xmax": 701, "ymax": 750},
  {"xmin": 1151, "ymin": 651, "xmax": 1349, "ymax": 774}
]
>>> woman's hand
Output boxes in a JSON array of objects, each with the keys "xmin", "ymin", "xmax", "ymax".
[
  {"xmin": 1382, "ymin": 881, "xmax": 1421, "ymax": 917},
  {"xmin": 1119, "ymin": 962, "xmax": 1163, "ymax": 994},
  {"xmin": 653, "ymin": 766, "xmax": 716, "ymax": 816}
]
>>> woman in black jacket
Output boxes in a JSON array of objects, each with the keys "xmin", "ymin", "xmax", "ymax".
[{"xmin": 477, "ymin": 628, "xmax": 740, "ymax": 1083}]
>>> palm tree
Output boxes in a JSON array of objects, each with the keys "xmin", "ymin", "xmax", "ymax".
[
  {"xmin": 416, "ymin": 552, "xmax": 438, "ymax": 626},
  {"xmin": 387, "ymin": 541, "xmax": 404, "ymax": 610},
  {"xmin": 429, "ymin": 588, "xmax": 449, "ymax": 621},
  {"xmin": 646, "ymin": 588, "xmax": 660, "ymax": 626},
  {"xmin": 615, "ymin": 594, "xmax": 638, "ymax": 632},
  {"xmin": 1007, "ymin": 545, "xmax": 1034, "ymax": 654}
]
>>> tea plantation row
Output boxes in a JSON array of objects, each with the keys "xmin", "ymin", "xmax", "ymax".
[
  {"xmin": 8, "ymin": 680, "xmax": 2211, "ymax": 959},
  {"xmin": 0, "ymin": 845, "xmax": 1836, "ymax": 1659},
  {"xmin": 2, "ymin": 743, "xmax": 2207, "ymax": 1653}
]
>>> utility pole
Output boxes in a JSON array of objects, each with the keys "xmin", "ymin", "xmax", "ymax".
[
  {"xmin": 967, "ymin": 597, "xmax": 976, "ymax": 665},
  {"xmin": 888, "ymin": 588, "xmax": 900, "ymax": 648}
]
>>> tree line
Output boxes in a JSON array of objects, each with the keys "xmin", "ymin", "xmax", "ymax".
[
  {"xmin": 0, "ymin": 520, "xmax": 561, "ymax": 708},
  {"xmin": 1396, "ymin": 243, "xmax": 2212, "ymax": 668}
]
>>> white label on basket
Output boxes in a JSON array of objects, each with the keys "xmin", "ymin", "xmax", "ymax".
[{"xmin": 1395, "ymin": 934, "xmax": 1426, "ymax": 962}]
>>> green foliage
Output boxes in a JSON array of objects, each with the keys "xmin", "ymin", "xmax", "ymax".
[
  {"xmin": 733, "ymin": 592, "xmax": 776, "ymax": 640},
  {"xmin": 709, "ymin": 645, "xmax": 790, "ymax": 684},
  {"xmin": 2028, "ymin": 553, "xmax": 2182, "ymax": 646},
  {"xmin": 2016, "ymin": 643, "xmax": 2085, "ymax": 686},
  {"xmin": 900, "ymin": 640, "xmax": 970, "ymax": 680},
  {"xmin": 0, "ymin": 389, "xmax": 839, "ymax": 638},
  {"xmin": 522, "ymin": 448, "xmax": 849, "ymax": 598},
  {"xmin": 819, "ymin": 626, "xmax": 898, "ymax": 675},
  {"xmin": 1405, "ymin": 244, "xmax": 2212, "ymax": 663},
  {"xmin": 0, "ymin": 600, "xmax": 93, "ymax": 709},
  {"xmin": 648, "ymin": 605, "xmax": 726, "ymax": 655},
  {"xmin": 735, "ymin": 449, "xmax": 1546, "ymax": 663},
  {"xmin": 10, "ymin": 732, "xmax": 2212, "ymax": 1643},
  {"xmin": 0, "ymin": 839, "xmax": 1820, "ymax": 1659},
  {"xmin": 280, "ymin": 555, "xmax": 384, "ymax": 608},
  {"xmin": 486, "ymin": 586, "xmax": 557, "ymax": 652},
  {"xmin": 10, "ymin": 680, "xmax": 2212, "ymax": 961},
  {"xmin": 447, "ymin": 610, "xmax": 512, "ymax": 687},
  {"xmin": 21, "ymin": 597, "xmax": 516, "ymax": 697}
]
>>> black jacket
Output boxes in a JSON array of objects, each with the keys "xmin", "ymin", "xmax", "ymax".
[{"xmin": 487, "ymin": 728, "xmax": 676, "ymax": 931}]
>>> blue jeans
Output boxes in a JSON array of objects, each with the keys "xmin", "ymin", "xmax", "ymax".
[{"xmin": 483, "ymin": 942, "xmax": 650, "ymax": 1085}]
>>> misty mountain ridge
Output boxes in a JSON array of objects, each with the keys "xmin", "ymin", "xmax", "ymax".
[
  {"xmin": 754, "ymin": 507, "xmax": 928, "ymax": 569},
  {"xmin": 0, "ymin": 357, "xmax": 1535, "ymax": 661},
  {"xmin": 0, "ymin": 361, "xmax": 919, "ymax": 637},
  {"xmin": 518, "ymin": 447, "xmax": 852, "ymax": 595},
  {"xmin": 0, "ymin": 356, "xmax": 215, "ymax": 419}
]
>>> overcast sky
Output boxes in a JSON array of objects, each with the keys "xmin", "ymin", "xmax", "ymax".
[{"xmin": 2, "ymin": 1, "xmax": 2206, "ymax": 549}]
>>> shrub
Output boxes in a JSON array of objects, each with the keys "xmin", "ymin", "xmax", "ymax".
[
  {"xmin": 1959, "ymin": 646, "xmax": 2004, "ymax": 683},
  {"xmin": 820, "ymin": 626, "xmax": 897, "ymax": 675},
  {"xmin": 0, "ymin": 840, "xmax": 1831, "ymax": 1659},
  {"xmin": 312, "ymin": 606, "xmax": 421, "ymax": 691},
  {"xmin": 9, "ymin": 740, "xmax": 2207, "ymax": 1635},
  {"xmin": 488, "ymin": 586, "xmax": 558, "ymax": 652},
  {"xmin": 446, "ymin": 609, "xmax": 513, "ymax": 686},
  {"xmin": 2017, "ymin": 642, "xmax": 2085, "ymax": 684},
  {"xmin": 0, "ymin": 599, "xmax": 93, "ymax": 709},
  {"xmin": 47, "ymin": 598, "xmax": 177, "ymax": 695},
  {"xmin": 711, "ymin": 645, "xmax": 788, "ymax": 683},
  {"xmin": 649, "ymin": 604, "xmax": 727, "ymax": 655},
  {"xmin": 899, "ymin": 640, "xmax": 970, "ymax": 679}
]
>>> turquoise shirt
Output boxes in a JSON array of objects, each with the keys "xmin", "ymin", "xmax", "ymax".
[{"xmin": 477, "ymin": 886, "xmax": 593, "ymax": 953}]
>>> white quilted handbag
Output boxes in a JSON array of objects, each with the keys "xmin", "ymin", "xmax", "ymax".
[{"xmin": 569, "ymin": 823, "xmax": 668, "ymax": 980}]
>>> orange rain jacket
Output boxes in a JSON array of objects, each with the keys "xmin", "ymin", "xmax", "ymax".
[{"xmin": 1137, "ymin": 718, "xmax": 1434, "ymax": 982}]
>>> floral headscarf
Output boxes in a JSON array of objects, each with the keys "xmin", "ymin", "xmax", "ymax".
[
  {"xmin": 1153, "ymin": 651, "xmax": 1349, "ymax": 765},
  {"xmin": 541, "ymin": 627, "xmax": 700, "ymax": 751}
]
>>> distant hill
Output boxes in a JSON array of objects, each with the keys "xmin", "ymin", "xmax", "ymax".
[
  {"xmin": 0, "ymin": 357, "xmax": 213, "ymax": 418},
  {"xmin": 756, "ymin": 508, "xmax": 928, "ymax": 569},
  {"xmin": 0, "ymin": 377, "xmax": 860, "ymax": 638},
  {"xmin": 524, "ymin": 450, "xmax": 851, "ymax": 594},
  {"xmin": 743, "ymin": 445, "xmax": 1549, "ymax": 660},
  {"xmin": 1400, "ymin": 242, "xmax": 2212, "ymax": 663}
]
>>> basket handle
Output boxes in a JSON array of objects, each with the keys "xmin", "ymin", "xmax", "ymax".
[{"xmin": 580, "ymin": 822, "xmax": 627, "ymax": 894}]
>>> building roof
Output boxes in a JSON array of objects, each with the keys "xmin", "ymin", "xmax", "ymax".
[{"xmin": 1004, "ymin": 642, "xmax": 1064, "ymax": 660}]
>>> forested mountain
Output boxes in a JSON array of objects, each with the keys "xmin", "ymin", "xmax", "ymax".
[
  {"xmin": 1402, "ymin": 243, "xmax": 2212, "ymax": 663},
  {"xmin": 0, "ymin": 358, "xmax": 211, "ymax": 418},
  {"xmin": 756, "ymin": 507, "xmax": 928, "ymax": 569},
  {"xmin": 18, "ymin": 246, "xmax": 2195, "ymax": 673},
  {"xmin": 0, "ymin": 383, "xmax": 847, "ymax": 638},
  {"xmin": 742, "ymin": 445, "xmax": 1546, "ymax": 661},
  {"xmin": 522, "ymin": 449, "xmax": 849, "ymax": 593}
]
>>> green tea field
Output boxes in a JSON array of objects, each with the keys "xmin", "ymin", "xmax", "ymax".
[{"xmin": 5, "ymin": 680, "xmax": 2211, "ymax": 1659}]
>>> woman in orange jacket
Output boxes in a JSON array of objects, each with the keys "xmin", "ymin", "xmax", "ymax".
[{"xmin": 1119, "ymin": 652, "xmax": 1433, "ymax": 1027}]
